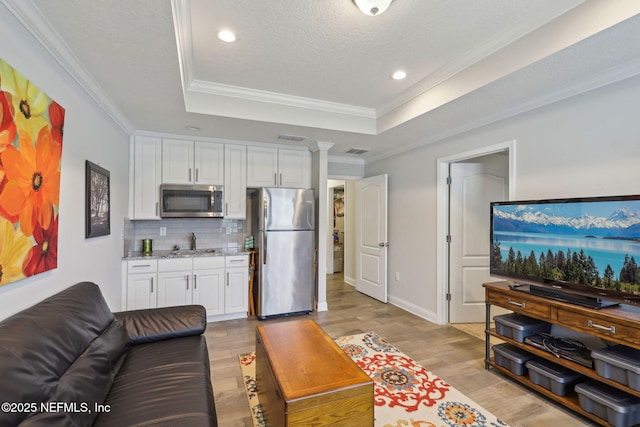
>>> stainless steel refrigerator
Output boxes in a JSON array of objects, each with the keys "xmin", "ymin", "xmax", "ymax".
[{"xmin": 251, "ymin": 187, "xmax": 315, "ymax": 320}]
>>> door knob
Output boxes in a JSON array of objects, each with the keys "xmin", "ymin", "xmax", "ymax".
[{"xmin": 378, "ymin": 242, "xmax": 389, "ymax": 247}]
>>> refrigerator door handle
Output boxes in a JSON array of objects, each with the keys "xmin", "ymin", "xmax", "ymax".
[{"xmin": 262, "ymin": 232, "xmax": 267, "ymax": 264}]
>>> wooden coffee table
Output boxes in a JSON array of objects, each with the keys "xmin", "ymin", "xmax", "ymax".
[{"xmin": 256, "ymin": 319, "xmax": 373, "ymax": 426}]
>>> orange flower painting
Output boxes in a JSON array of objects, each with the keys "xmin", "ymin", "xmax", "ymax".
[{"xmin": 0, "ymin": 58, "xmax": 64, "ymax": 286}]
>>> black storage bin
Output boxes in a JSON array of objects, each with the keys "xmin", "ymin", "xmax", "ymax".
[
  {"xmin": 493, "ymin": 313, "xmax": 551, "ymax": 342},
  {"xmin": 493, "ymin": 343, "xmax": 538, "ymax": 376},
  {"xmin": 525, "ymin": 359, "xmax": 585, "ymax": 396},
  {"xmin": 575, "ymin": 381, "xmax": 640, "ymax": 427}
]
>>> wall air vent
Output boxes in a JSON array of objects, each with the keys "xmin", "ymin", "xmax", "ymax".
[
  {"xmin": 345, "ymin": 148, "xmax": 370, "ymax": 155},
  {"xmin": 278, "ymin": 133, "xmax": 308, "ymax": 142}
]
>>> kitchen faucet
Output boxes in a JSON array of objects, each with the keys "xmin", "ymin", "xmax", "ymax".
[{"xmin": 190, "ymin": 232, "xmax": 196, "ymax": 251}]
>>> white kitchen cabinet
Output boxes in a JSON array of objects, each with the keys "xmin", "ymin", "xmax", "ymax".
[
  {"xmin": 193, "ymin": 257, "xmax": 225, "ymax": 316},
  {"xmin": 126, "ymin": 259, "xmax": 158, "ymax": 309},
  {"xmin": 157, "ymin": 257, "xmax": 193, "ymax": 308},
  {"xmin": 225, "ymin": 255, "xmax": 249, "ymax": 314},
  {"xmin": 132, "ymin": 136, "xmax": 162, "ymax": 219},
  {"xmin": 224, "ymin": 144, "xmax": 247, "ymax": 219},
  {"xmin": 125, "ymin": 255, "xmax": 247, "ymax": 319},
  {"xmin": 247, "ymin": 146, "xmax": 310, "ymax": 188},
  {"xmin": 162, "ymin": 138, "xmax": 224, "ymax": 185},
  {"xmin": 153, "ymin": 256, "xmax": 229, "ymax": 315},
  {"xmin": 278, "ymin": 149, "xmax": 311, "ymax": 188},
  {"xmin": 157, "ymin": 271, "xmax": 191, "ymax": 307},
  {"xmin": 247, "ymin": 146, "xmax": 278, "ymax": 187}
]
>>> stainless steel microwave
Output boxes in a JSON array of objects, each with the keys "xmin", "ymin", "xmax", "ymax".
[{"xmin": 159, "ymin": 184, "xmax": 224, "ymax": 218}]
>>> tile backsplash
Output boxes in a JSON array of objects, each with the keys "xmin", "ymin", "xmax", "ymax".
[{"xmin": 123, "ymin": 218, "xmax": 246, "ymax": 256}]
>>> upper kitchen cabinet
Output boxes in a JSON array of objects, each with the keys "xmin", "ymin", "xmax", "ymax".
[
  {"xmin": 162, "ymin": 138, "xmax": 224, "ymax": 185},
  {"xmin": 131, "ymin": 135, "xmax": 162, "ymax": 219},
  {"xmin": 224, "ymin": 144, "xmax": 247, "ymax": 219},
  {"xmin": 247, "ymin": 147, "xmax": 311, "ymax": 188}
]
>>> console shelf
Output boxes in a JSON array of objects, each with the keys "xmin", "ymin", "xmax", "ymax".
[{"xmin": 484, "ymin": 281, "xmax": 640, "ymax": 427}]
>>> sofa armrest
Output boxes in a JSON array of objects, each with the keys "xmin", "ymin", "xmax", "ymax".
[{"xmin": 113, "ymin": 305, "xmax": 207, "ymax": 345}]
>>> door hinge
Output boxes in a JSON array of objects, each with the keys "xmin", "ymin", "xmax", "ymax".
[
  {"xmin": 446, "ymin": 176, "xmax": 452, "ymax": 185},
  {"xmin": 446, "ymin": 293, "xmax": 452, "ymax": 301},
  {"xmin": 446, "ymin": 235, "xmax": 452, "ymax": 243}
]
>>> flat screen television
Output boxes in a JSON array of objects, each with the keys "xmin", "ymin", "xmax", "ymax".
[{"xmin": 490, "ymin": 195, "xmax": 640, "ymax": 308}]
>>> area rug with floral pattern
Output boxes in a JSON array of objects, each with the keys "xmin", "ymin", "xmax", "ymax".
[{"xmin": 239, "ymin": 332, "xmax": 508, "ymax": 427}]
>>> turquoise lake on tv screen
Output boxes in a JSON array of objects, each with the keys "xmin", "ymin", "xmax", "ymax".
[{"xmin": 495, "ymin": 231, "xmax": 640, "ymax": 278}]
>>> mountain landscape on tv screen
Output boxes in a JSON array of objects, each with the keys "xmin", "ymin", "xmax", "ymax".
[
  {"xmin": 493, "ymin": 206, "xmax": 640, "ymax": 239},
  {"xmin": 492, "ymin": 202, "xmax": 640, "ymax": 296}
]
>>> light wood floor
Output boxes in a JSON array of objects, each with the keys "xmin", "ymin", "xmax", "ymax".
[{"xmin": 206, "ymin": 274, "xmax": 596, "ymax": 427}]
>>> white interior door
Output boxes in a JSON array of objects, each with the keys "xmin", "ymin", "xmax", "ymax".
[
  {"xmin": 355, "ymin": 174, "xmax": 388, "ymax": 303},
  {"xmin": 449, "ymin": 155, "xmax": 508, "ymax": 323}
]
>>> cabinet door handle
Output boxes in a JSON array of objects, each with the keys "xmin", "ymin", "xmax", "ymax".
[
  {"xmin": 186, "ymin": 275, "xmax": 189, "ymax": 290},
  {"xmin": 195, "ymin": 168, "xmax": 199, "ymax": 182},
  {"xmin": 507, "ymin": 298, "xmax": 525, "ymax": 308},
  {"xmin": 227, "ymin": 272, "xmax": 230, "ymax": 286},
  {"xmin": 274, "ymin": 173, "xmax": 277, "ymax": 186},
  {"xmin": 225, "ymin": 203, "xmax": 228, "ymax": 216},
  {"xmin": 588, "ymin": 320, "xmax": 616, "ymax": 334},
  {"xmin": 279, "ymin": 173, "xmax": 282, "ymax": 186},
  {"xmin": 189, "ymin": 168, "xmax": 192, "ymax": 182},
  {"xmin": 132, "ymin": 264, "xmax": 151, "ymax": 268},
  {"xmin": 193, "ymin": 275, "xmax": 197, "ymax": 290},
  {"xmin": 150, "ymin": 278, "xmax": 154, "ymax": 293},
  {"xmin": 155, "ymin": 202, "xmax": 159, "ymax": 216}
]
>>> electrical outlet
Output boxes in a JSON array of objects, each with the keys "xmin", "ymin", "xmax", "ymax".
[
  {"xmin": 395, "ymin": 272, "xmax": 400, "ymax": 281},
  {"xmin": 159, "ymin": 227, "xmax": 166, "ymax": 236}
]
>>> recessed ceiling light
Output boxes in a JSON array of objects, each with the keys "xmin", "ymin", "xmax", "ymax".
[
  {"xmin": 217, "ymin": 30, "xmax": 236, "ymax": 43},
  {"xmin": 391, "ymin": 70, "xmax": 407, "ymax": 80}
]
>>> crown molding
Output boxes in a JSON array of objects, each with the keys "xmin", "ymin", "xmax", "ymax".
[
  {"xmin": 2, "ymin": 0, "xmax": 134, "ymax": 134},
  {"xmin": 188, "ymin": 80, "xmax": 376, "ymax": 119},
  {"xmin": 170, "ymin": 0, "xmax": 194, "ymax": 101}
]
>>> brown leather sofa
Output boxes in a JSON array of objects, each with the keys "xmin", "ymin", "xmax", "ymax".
[{"xmin": 0, "ymin": 282, "xmax": 217, "ymax": 426}]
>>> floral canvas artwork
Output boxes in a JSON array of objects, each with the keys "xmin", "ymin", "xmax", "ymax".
[{"xmin": 0, "ymin": 58, "xmax": 64, "ymax": 286}]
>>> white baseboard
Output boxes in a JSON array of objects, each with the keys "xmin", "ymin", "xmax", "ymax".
[
  {"xmin": 317, "ymin": 302, "xmax": 329, "ymax": 312},
  {"xmin": 388, "ymin": 295, "xmax": 438, "ymax": 324},
  {"xmin": 344, "ymin": 275, "xmax": 356, "ymax": 286}
]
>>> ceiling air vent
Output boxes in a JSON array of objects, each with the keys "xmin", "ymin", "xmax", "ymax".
[
  {"xmin": 345, "ymin": 148, "xmax": 370, "ymax": 155},
  {"xmin": 278, "ymin": 133, "xmax": 308, "ymax": 142}
]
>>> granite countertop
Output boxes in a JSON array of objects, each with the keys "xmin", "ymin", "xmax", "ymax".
[{"xmin": 123, "ymin": 248, "xmax": 250, "ymax": 260}]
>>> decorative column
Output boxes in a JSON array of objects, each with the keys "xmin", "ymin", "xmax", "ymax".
[{"xmin": 310, "ymin": 141, "xmax": 333, "ymax": 312}]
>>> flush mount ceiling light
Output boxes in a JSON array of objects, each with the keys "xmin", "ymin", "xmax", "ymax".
[
  {"xmin": 353, "ymin": 0, "xmax": 394, "ymax": 16},
  {"xmin": 391, "ymin": 70, "xmax": 407, "ymax": 80},
  {"xmin": 217, "ymin": 29, "xmax": 236, "ymax": 43}
]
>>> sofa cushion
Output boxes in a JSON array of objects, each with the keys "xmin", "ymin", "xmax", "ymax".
[
  {"xmin": 114, "ymin": 305, "xmax": 207, "ymax": 345},
  {"xmin": 94, "ymin": 335, "xmax": 216, "ymax": 427},
  {"xmin": 0, "ymin": 282, "xmax": 129, "ymax": 426}
]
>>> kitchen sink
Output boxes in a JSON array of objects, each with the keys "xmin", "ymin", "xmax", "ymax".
[{"xmin": 170, "ymin": 248, "xmax": 216, "ymax": 255}]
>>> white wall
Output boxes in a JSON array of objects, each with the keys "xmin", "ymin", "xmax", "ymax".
[
  {"xmin": 366, "ymin": 74, "xmax": 640, "ymax": 322},
  {"xmin": 0, "ymin": 6, "xmax": 130, "ymax": 320}
]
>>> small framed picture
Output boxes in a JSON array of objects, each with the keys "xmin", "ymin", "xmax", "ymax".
[{"xmin": 85, "ymin": 160, "xmax": 110, "ymax": 238}]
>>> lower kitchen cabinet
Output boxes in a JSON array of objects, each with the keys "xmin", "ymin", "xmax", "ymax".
[
  {"xmin": 157, "ymin": 270, "xmax": 192, "ymax": 307},
  {"xmin": 225, "ymin": 255, "xmax": 249, "ymax": 314},
  {"xmin": 193, "ymin": 268, "xmax": 225, "ymax": 316},
  {"xmin": 127, "ymin": 272, "xmax": 157, "ymax": 310},
  {"xmin": 124, "ymin": 255, "xmax": 247, "ymax": 320},
  {"xmin": 126, "ymin": 259, "xmax": 158, "ymax": 310}
]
